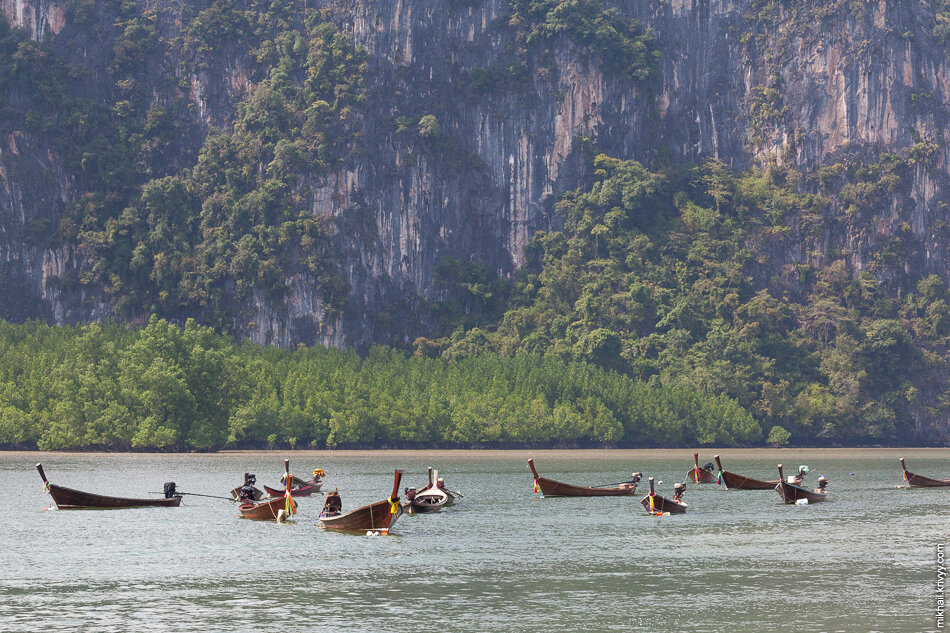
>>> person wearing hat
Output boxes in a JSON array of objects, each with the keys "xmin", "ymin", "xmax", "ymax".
[
  {"xmin": 793, "ymin": 465, "xmax": 810, "ymax": 485},
  {"xmin": 672, "ymin": 482, "xmax": 686, "ymax": 502}
]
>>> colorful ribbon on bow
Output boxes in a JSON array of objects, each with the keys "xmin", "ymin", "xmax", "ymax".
[{"xmin": 387, "ymin": 497, "xmax": 399, "ymax": 514}]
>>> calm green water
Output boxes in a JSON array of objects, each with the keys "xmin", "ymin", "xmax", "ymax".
[{"xmin": 1, "ymin": 449, "xmax": 946, "ymax": 632}]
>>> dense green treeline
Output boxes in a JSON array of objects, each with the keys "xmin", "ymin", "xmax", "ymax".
[
  {"xmin": 0, "ymin": 317, "xmax": 757, "ymax": 450},
  {"xmin": 420, "ymin": 155, "xmax": 950, "ymax": 445}
]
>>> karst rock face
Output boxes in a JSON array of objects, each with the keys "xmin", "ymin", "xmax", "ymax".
[{"xmin": 0, "ymin": 0, "xmax": 947, "ymax": 347}]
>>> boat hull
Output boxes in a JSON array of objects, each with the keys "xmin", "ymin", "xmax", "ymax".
[
  {"xmin": 535, "ymin": 476, "xmax": 638, "ymax": 497},
  {"xmin": 640, "ymin": 494, "xmax": 687, "ymax": 514},
  {"xmin": 47, "ymin": 483, "xmax": 182, "ymax": 510},
  {"xmin": 263, "ymin": 484, "xmax": 313, "ymax": 498},
  {"xmin": 901, "ymin": 459, "xmax": 950, "ymax": 488},
  {"xmin": 528, "ymin": 459, "xmax": 637, "ymax": 497},
  {"xmin": 687, "ymin": 467, "xmax": 718, "ymax": 484},
  {"xmin": 230, "ymin": 486, "xmax": 263, "ymax": 501},
  {"xmin": 319, "ymin": 500, "xmax": 403, "ymax": 534},
  {"xmin": 719, "ymin": 471, "xmax": 779, "ymax": 490},
  {"xmin": 776, "ymin": 481, "xmax": 828, "ymax": 504},
  {"xmin": 405, "ymin": 502, "xmax": 443, "ymax": 513},
  {"xmin": 287, "ymin": 476, "xmax": 323, "ymax": 492},
  {"xmin": 239, "ymin": 496, "xmax": 290, "ymax": 521},
  {"xmin": 903, "ymin": 471, "xmax": 950, "ymax": 487},
  {"xmin": 687, "ymin": 453, "xmax": 717, "ymax": 483}
]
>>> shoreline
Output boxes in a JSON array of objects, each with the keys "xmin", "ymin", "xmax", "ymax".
[{"xmin": 5, "ymin": 446, "xmax": 949, "ymax": 458}]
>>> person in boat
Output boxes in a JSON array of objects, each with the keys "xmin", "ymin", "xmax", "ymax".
[
  {"xmin": 672, "ymin": 482, "xmax": 686, "ymax": 502},
  {"xmin": 793, "ymin": 465, "xmax": 809, "ymax": 485},
  {"xmin": 814, "ymin": 475, "xmax": 829, "ymax": 494},
  {"xmin": 322, "ymin": 490, "xmax": 342, "ymax": 517}
]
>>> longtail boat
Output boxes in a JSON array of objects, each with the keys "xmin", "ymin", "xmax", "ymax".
[
  {"xmin": 319, "ymin": 469, "xmax": 404, "ymax": 534},
  {"xmin": 239, "ymin": 460, "xmax": 297, "ymax": 521},
  {"xmin": 404, "ymin": 486, "xmax": 448, "ymax": 513},
  {"xmin": 713, "ymin": 455, "xmax": 779, "ymax": 490},
  {"xmin": 418, "ymin": 467, "xmax": 461, "ymax": 506},
  {"xmin": 686, "ymin": 452, "xmax": 718, "ymax": 484},
  {"xmin": 282, "ymin": 469, "xmax": 325, "ymax": 493},
  {"xmin": 775, "ymin": 464, "xmax": 828, "ymax": 504},
  {"xmin": 900, "ymin": 458, "xmax": 950, "ymax": 488},
  {"xmin": 528, "ymin": 459, "xmax": 640, "ymax": 497},
  {"xmin": 230, "ymin": 472, "xmax": 263, "ymax": 501},
  {"xmin": 36, "ymin": 463, "xmax": 182, "ymax": 509},
  {"xmin": 640, "ymin": 477, "xmax": 687, "ymax": 515}
]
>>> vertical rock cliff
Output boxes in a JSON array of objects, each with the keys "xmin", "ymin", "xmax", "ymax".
[{"xmin": 0, "ymin": 0, "xmax": 948, "ymax": 347}]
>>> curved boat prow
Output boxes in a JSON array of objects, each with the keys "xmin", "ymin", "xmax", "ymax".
[{"xmin": 528, "ymin": 459, "xmax": 541, "ymax": 481}]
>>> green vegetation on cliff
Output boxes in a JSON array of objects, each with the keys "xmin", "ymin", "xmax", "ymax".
[{"xmin": 419, "ymin": 154, "xmax": 950, "ymax": 446}]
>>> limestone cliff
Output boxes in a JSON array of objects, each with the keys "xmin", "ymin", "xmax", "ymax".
[{"xmin": 0, "ymin": 0, "xmax": 948, "ymax": 347}]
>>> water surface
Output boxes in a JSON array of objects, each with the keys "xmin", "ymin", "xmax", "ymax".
[{"xmin": 1, "ymin": 449, "xmax": 946, "ymax": 632}]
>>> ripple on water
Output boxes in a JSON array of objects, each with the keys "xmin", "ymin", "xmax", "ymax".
[{"xmin": 0, "ymin": 448, "xmax": 945, "ymax": 632}]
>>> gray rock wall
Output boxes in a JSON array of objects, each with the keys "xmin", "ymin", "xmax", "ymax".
[{"xmin": 0, "ymin": 0, "xmax": 948, "ymax": 346}]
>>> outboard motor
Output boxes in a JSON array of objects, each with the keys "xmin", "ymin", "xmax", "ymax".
[
  {"xmin": 702, "ymin": 462, "xmax": 715, "ymax": 472},
  {"xmin": 405, "ymin": 487, "xmax": 417, "ymax": 501},
  {"xmin": 817, "ymin": 476, "xmax": 828, "ymax": 490},
  {"xmin": 163, "ymin": 482, "xmax": 177, "ymax": 499},
  {"xmin": 631, "ymin": 472, "xmax": 642, "ymax": 484},
  {"xmin": 673, "ymin": 482, "xmax": 686, "ymax": 502},
  {"xmin": 245, "ymin": 473, "xmax": 256, "ymax": 486},
  {"xmin": 239, "ymin": 484, "xmax": 257, "ymax": 502}
]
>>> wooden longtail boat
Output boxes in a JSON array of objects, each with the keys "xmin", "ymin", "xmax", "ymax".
[
  {"xmin": 230, "ymin": 486, "xmax": 263, "ymax": 500},
  {"xmin": 686, "ymin": 453, "xmax": 718, "ymax": 484},
  {"xmin": 36, "ymin": 463, "xmax": 182, "ymax": 509},
  {"xmin": 263, "ymin": 483, "xmax": 314, "ymax": 498},
  {"xmin": 418, "ymin": 467, "xmax": 461, "ymax": 506},
  {"xmin": 900, "ymin": 458, "xmax": 950, "ymax": 488},
  {"xmin": 231, "ymin": 472, "xmax": 263, "ymax": 501},
  {"xmin": 640, "ymin": 477, "xmax": 687, "ymax": 515},
  {"xmin": 319, "ymin": 469, "xmax": 404, "ymax": 534},
  {"xmin": 404, "ymin": 487, "xmax": 448, "ymax": 513},
  {"xmin": 280, "ymin": 471, "xmax": 324, "ymax": 493},
  {"xmin": 713, "ymin": 455, "xmax": 779, "ymax": 490},
  {"xmin": 240, "ymin": 460, "xmax": 297, "ymax": 521},
  {"xmin": 775, "ymin": 464, "xmax": 828, "ymax": 504},
  {"xmin": 527, "ymin": 459, "xmax": 639, "ymax": 497}
]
